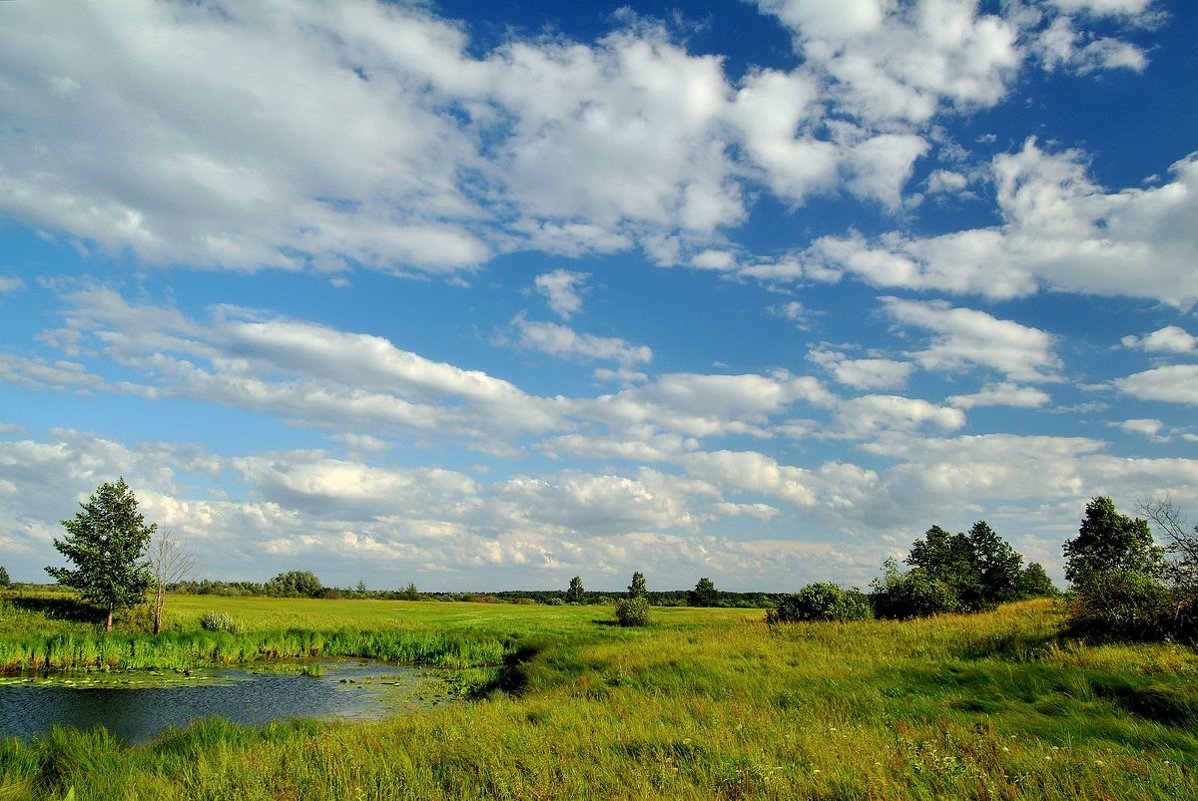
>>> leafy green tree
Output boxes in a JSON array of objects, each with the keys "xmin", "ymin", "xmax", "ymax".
[
  {"xmin": 870, "ymin": 557, "xmax": 963, "ymax": 619},
  {"xmin": 628, "ymin": 571, "xmax": 647, "ymax": 598},
  {"xmin": 265, "ymin": 570, "xmax": 323, "ymax": 597},
  {"xmin": 0, "ymin": 566, "xmax": 10, "ymax": 587},
  {"xmin": 1063, "ymin": 496, "xmax": 1164, "ymax": 585},
  {"xmin": 688, "ymin": 577, "xmax": 718, "ymax": 607},
  {"xmin": 565, "ymin": 575, "xmax": 585, "ymax": 604},
  {"xmin": 1016, "ymin": 562, "xmax": 1057, "ymax": 598},
  {"xmin": 47, "ymin": 478, "xmax": 155, "ymax": 631}
]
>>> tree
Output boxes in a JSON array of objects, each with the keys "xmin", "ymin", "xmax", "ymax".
[
  {"xmin": 265, "ymin": 570, "xmax": 324, "ymax": 597},
  {"xmin": 1063, "ymin": 496, "xmax": 1164, "ymax": 585},
  {"xmin": 628, "ymin": 571, "xmax": 647, "ymax": 598},
  {"xmin": 1140, "ymin": 494, "xmax": 1198, "ymax": 592},
  {"xmin": 148, "ymin": 528, "xmax": 195, "ymax": 635},
  {"xmin": 689, "ymin": 577, "xmax": 718, "ymax": 607},
  {"xmin": 967, "ymin": 521, "xmax": 1024, "ymax": 604},
  {"xmin": 0, "ymin": 566, "xmax": 9, "ymax": 588},
  {"xmin": 1016, "ymin": 562, "xmax": 1057, "ymax": 598},
  {"xmin": 565, "ymin": 575, "xmax": 585, "ymax": 604},
  {"xmin": 47, "ymin": 478, "xmax": 155, "ymax": 632}
]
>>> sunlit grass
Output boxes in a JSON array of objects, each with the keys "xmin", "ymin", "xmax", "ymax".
[{"xmin": 1, "ymin": 593, "xmax": 1196, "ymax": 799}]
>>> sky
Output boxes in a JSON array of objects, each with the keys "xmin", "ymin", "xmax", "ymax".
[{"xmin": 1, "ymin": 0, "xmax": 1196, "ymax": 592}]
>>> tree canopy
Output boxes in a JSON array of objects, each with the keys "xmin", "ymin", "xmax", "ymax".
[
  {"xmin": 565, "ymin": 575, "xmax": 585, "ymax": 604},
  {"xmin": 47, "ymin": 478, "xmax": 155, "ymax": 631},
  {"xmin": 872, "ymin": 521, "xmax": 1054, "ymax": 619},
  {"xmin": 689, "ymin": 577, "xmax": 718, "ymax": 607},
  {"xmin": 1063, "ymin": 496, "xmax": 1164, "ymax": 585}
]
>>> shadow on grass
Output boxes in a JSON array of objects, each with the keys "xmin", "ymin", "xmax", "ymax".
[
  {"xmin": 468, "ymin": 642, "xmax": 542, "ymax": 699},
  {"xmin": 9, "ymin": 594, "xmax": 99, "ymax": 623}
]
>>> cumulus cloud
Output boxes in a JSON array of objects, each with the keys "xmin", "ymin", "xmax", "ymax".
[
  {"xmin": 807, "ymin": 142, "xmax": 1198, "ymax": 306},
  {"xmin": 1033, "ymin": 15, "xmax": 1148, "ymax": 75},
  {"xmin": 1110, "ymin": 418, "xmax": 1167, "ymax": 442},
  {"xmin": 808, "ymin": 345, "xmax": 913, "ymax": 389},
  {"xmin": 511, "ymin": 314, "xmax": 652, "ymax": 366},
  {"xmin": 882, "ymin": 296, "xmax": 1063, "ymax": 383},
  {"xmin": 1121, "ymin": 325, "xmax": 1198, "ymax": 354},
  {"xmin": 1114, "ymin": 364, "xmax": 1198, "ymax": 405},
  {"xmin": 947, "ymin": 382, "xmax": 1052, "ymax": 409},
  {"xmin": 534, "ymin": 269, "xmax": 590, "ymax": 319},
  {"xmin": 756, "ymin": 0, "xmax": 1022, "ymax": 125},
  {"xmin": 0, "ymin": 276, "xmax": 24, "ymax": 294}
]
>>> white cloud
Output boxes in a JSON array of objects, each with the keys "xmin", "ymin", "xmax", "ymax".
[
  {"xmin": 807, "ymin": 141, "xmax": 1198, "ymax": 306},
  {"xmin": 1034, "ymin": 16, "xmax": 1148, "ymax": 75},
  {"xmin": 1114, "ymin": 364, "xmax": 1198, "ymax": 406},
  {"xmin": 1111, "ymin": 418, "xmax": 1167, "ymax": 442},
  {"xmin": 808, "ymin": 345, "xmax": 912, "ymax": 389},
  {"xmin": 925, "ymin": 169, "xmax": 969, "ymax": 195},
  {"xmin": 534, "ymin": 269, "xmax": 590, "ymax": 319},
  {"xmin": 1121, "ymin": 325, "xmax": 1198, "ymax": 354},
  {"xmin": 0, "ymin": 276, "xmax": 25, "ymax": 294},
  {"xmin": 947, "ymin": 382, "xmax": 1052, "ymax": 409},
  {"xmin": 882, "ymin": 296, "xmax": 1063, "ymax": 383},
  {"xmin": 757, "ymin": 0, "xmax": 1022, "ymax": 125},
  {"xmin": 1047, "ymin": 0, "xmax": 1154, "ymax": 16},
  {"xmin": 511, "ymin": 315, "xmax": 652, "ymax": 366},
  {"xmin": 831, "ymin": 394, "xmax": 965, "ymax": 440}
]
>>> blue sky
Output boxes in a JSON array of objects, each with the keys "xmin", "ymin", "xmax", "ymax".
[{"xmin": 2, "ymin": 0, "xmax": 1196, "ymax": 591}]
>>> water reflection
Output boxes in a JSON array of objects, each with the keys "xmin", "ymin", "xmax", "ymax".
[{"xmin": 0, "ymin": 660, "xmax": 444, "ymax": 744}]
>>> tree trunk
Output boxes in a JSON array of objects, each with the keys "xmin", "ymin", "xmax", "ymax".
[
  {"xmin": 153, "ymin": 590, "xmax": 164, "ymax": 635},
  {"xmin": 105, "ymin": 606, "xmax": 113, "ymax": 632}
]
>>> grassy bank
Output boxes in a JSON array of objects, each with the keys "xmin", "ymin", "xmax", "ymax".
[{"xmin": 1, "ymin": 595, "xmax": 1196, "ymax": 799}]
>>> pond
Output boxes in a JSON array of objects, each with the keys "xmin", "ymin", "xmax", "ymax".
[{"xmin": 0, "ymin": 660, "xmax": 454, "ymax": 745}]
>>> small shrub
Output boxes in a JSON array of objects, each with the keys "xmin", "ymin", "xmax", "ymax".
[
  {"xmin": 198, "ymin": 610, "xmax": 242, "ymax": 633},
  {"xmin": 614, "ymin": 596, "xmax": 651, "ymax": 627},
  {"xmin": 1068, "ymin": 569, "xmax": 1169, "ymax": 641},
  {"xmin": 767, "ymin": 583, "xmax": 872, "ymax": 624},
  {"xmin": 870, "ymin": 560, "xmax": 963, "ymax": 619}
]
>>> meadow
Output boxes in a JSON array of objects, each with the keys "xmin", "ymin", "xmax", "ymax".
[{"xmin": 1, "ymin": 592, "xmax": 1196, "ymax": 800}]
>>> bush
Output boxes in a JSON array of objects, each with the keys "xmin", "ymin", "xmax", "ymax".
[
  {"xmin": 1068, "ymin": 569, "xmax": 1170, "ymax": 641},
  {"xmin": 767, "ymin": 583, "xmax": 872, "ymax": 624},
  {"xmin": 870, "ymin": 561, "xmax": 963, "ymax": 620},
  {"xmin": 198, "ymin": 610, "xmax": 242, "ymax": 633},
  {"xmin": 614, "ymin": 596, "xmax": 651, "ymax": 627}
]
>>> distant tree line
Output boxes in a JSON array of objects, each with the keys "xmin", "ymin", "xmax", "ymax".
[{"xmin": 40, "ymin": 478, "xmax": 1198, "ymax": 646}]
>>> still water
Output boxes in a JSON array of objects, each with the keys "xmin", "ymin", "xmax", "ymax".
[{"xmin": 0, "ymin": 660, "xmax": 447, "ymax": 744}]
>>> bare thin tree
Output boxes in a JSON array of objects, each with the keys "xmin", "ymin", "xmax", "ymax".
[
  {"xmin": 1140, "ymin": 493, "xmax": 1198, "ymax": 590},
  {"xmin": 149, "ymin": 528, "xmax": 195, "ymax": 635}
]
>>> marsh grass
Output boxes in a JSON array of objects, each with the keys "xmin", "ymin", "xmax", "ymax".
[{"xmin": 1, "ymin": 595, "xmax": 1196, "ymax": 799}]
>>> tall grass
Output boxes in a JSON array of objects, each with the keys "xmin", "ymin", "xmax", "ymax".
[{"xmin": 1, "ymin": 595, "xmax": 1196, "ymax": 799}]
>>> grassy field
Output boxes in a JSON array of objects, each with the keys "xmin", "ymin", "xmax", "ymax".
[{"xmin": 1, "ymin": 593, "xmax": 1196, "ymax": 799}]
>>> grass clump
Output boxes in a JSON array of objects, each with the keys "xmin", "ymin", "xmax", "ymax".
[{"xmin": 197, "ymin": 610, "xmax": 241, "ymax": 634}]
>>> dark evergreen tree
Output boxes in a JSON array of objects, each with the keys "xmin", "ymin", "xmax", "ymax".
[
  {"xmin": 689, "ymin": 577, "xmax": 718, "ymax": 607},
  {"xmin": 628, "ymin": 571, "xmax": 648, "ymax": 598}
]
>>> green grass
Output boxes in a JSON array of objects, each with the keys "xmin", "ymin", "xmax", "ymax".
[{"xmin": 1, "ymin": 593, "xmax": 1196, "ymax": 799}]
